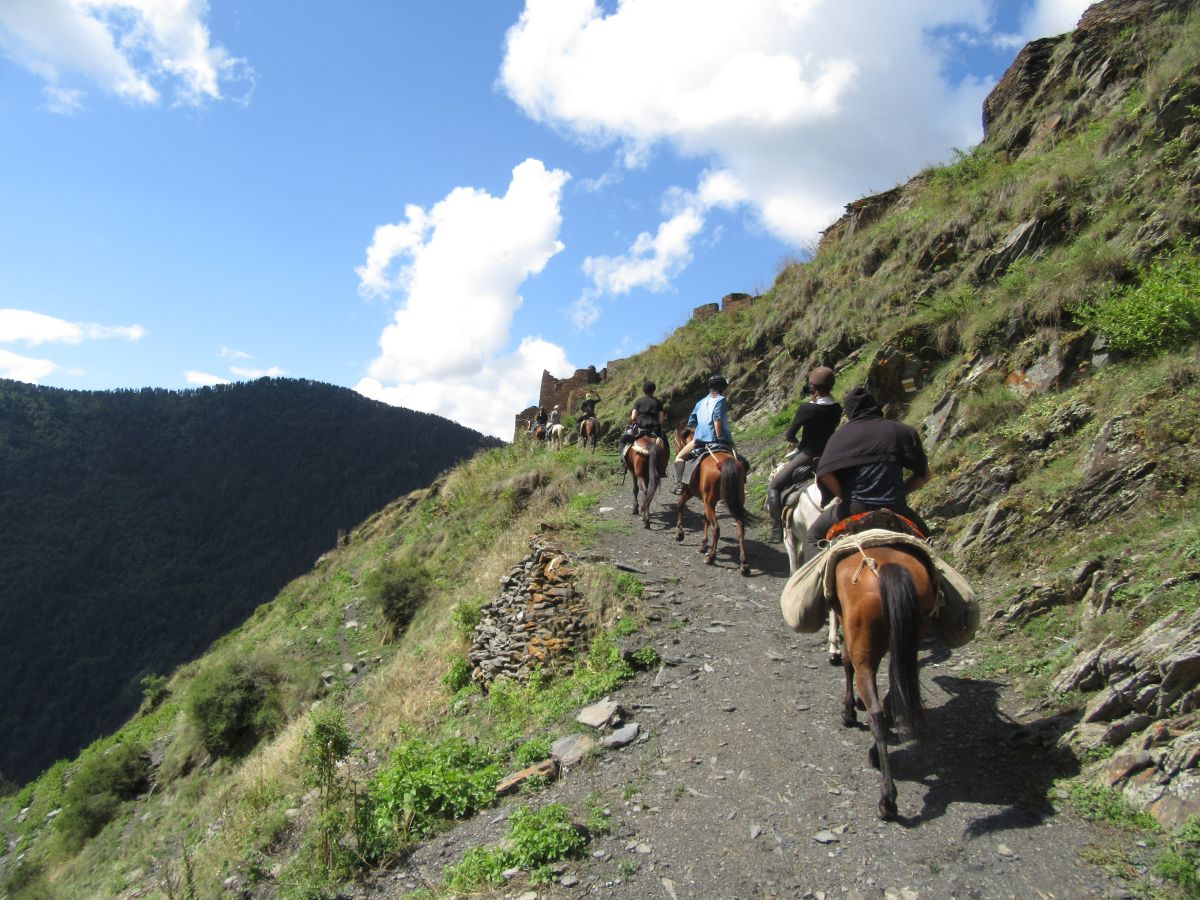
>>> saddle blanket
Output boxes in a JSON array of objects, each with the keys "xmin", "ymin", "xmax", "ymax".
[
  {"xmin": 682, "ymin": 447, "xmax": 749, "ymax": 486},
  {"xmin": 779, "ymin": 528, "xmax": 979, "ymax": 649}
]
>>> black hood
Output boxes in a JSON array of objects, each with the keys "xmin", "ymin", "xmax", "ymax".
[{"xmin": 843, "ymin": 387, "xmax": 883, "ymax": 421}]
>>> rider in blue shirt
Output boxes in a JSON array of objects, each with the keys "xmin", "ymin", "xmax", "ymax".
[{"xmin": 674, "ymin": 375, "xmax": 734, "ymax": 484}]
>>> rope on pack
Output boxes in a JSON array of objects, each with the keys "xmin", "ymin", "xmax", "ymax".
[{"xmin": 848, "ymin": 539, "xmax": 878, "ymax": 584}]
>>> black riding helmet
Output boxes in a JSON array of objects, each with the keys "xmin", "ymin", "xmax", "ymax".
[{"xmin": 708, "ymin": 374, "xmax": 728, "ymax": 391}]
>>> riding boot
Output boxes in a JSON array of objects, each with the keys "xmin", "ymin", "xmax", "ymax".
[
  {"xmin": 767, "ymin": 487, "xmax": 784, "ymax": 543},
  {"xmin": 673, "ymin": 460, "xmax": 684, "ymax": 493}
]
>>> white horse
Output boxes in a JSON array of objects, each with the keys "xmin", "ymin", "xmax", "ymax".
[
  {"xmin": 548, "ymin": 423, "xmax": 565, "ymax": 450},
  {"xmin": 782, "ymin": 479, "xmax": 842, "ymax": 666}
]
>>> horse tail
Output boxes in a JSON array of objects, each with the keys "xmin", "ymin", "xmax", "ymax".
[
  {"xmin": 646, "ymin": 443, "xmax": 659, "ymax": 496},
  {"xmin": 719, "ymin": 457, "xmax": 750, "ymax": 522},
  {"xmin": 880, "ymin": 563, "xmax": 927, "ymax": 743}
]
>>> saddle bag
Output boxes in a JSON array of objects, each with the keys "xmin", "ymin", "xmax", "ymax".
[{"xmin": 779, "ymin": 552, "xmax": 829, "ymax": 632}]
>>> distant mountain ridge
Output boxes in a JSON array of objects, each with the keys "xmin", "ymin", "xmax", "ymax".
[{"xmin": 0, "ymin": 377, "xmax": 498, "ymax": 783}]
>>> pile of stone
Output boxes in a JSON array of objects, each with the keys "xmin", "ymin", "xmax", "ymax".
[{"xmin": 469, "ymin": 538, "xmax": 590, "ymax": 687}]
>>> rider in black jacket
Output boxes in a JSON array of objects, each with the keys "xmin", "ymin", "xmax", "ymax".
[{"xmin": 767, "ymin": 366, "xmax": 841, "ymax": 543}]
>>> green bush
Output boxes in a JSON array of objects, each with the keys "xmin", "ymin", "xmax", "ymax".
[
  {"xmin": 443, "ymin": 803, "xmax": 586, "ymax": 891},
  {"xmin": 57, "ymin": 741, "xmax": 148, "ymax": 848},
  {"xmin": 139, "ymin": 673, "xmax": 169, "ymax": 710},
  {"xmin": 364, "ymin": 557, "xmax": 433, "ymax": 642},
  {"xmin": 450, "ymin": 597, "xmax": 484, "ymax": 641},
  {"xmin": 441, "ymin": 654, "xmax": 472, "ymax": 693},
  {"xmin": 1075, "ymin": 245, "xmax": 1200, "ymax": 353},
  {"xmin": 365, "ymin": 737, "xmax": 501, "ymax": 859},
  {"xmin": 1155, "ymin": 816, "xmax": 1200, "ymax": 894},
  {"xmin": 514, "ymin": 736, "xmax": 552, "ymax": 767},
  {"xmin": 186, "ymin": 659, "xmax": 281, "ymax": 758}
]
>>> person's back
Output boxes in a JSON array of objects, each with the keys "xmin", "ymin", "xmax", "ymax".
[
  {"xmin": 803, "ymin": 387, "xmax": 930, "ymax": 562},
  {"xmin": 549, "ymin": 405, "xmax": 561, "ymax": 426},
  {"xmin": 768, "ymin": 366, "xmax": 840, "ymax": 542},
  {"xmin": 620, "ymin": 380, "xmax": 668, "ymax": 470}
]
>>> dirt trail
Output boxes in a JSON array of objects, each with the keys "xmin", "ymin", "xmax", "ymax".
[{"xmin": 377, "ymin": 481, "xmax": 1130, "ymax": 899}]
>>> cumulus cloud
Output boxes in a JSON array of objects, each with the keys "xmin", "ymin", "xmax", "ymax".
[
  {"xmin": 501, "ymin": 0, "xmax": 1000, "ymax": 247},
  {"xmin": 354, "ymin": 159, "xmax": 574, "ymax": 439},
  {"xmin": 184, "ymin": 369, "xmax": 230, "ymax": 386},
  {"xmin": 230, "ymin": 365, "xmax": 286, "ymax": 379},
  {"xmin": 582, "ymin": 207, "xmax": 705, "ymax": 296},
  {"xmin": 0, "ymin": 308, "xmax": 146, "ymax": 344},
  {"xmin": 0, "ymin": 0, "xmax": 251, "ymax": 111},
  {"xmin": 0, "ymin": 348, "xmax": 57, "ymax": 382},
  {"xmin": 1020, "ymin": 0, "xmax": 1097, "ymax": 40}
]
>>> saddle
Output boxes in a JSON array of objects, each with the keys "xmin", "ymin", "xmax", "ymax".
[
  {"xmin": 825, "ymin": 508, "xmax": 926, "ymax": 543},
  {"xmin": 681, "ymin": 444, "xmax": 749, "ymax": 486}
]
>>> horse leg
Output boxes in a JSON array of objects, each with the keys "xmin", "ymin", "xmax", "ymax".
[
  {"xmin": 856, "ymin": 666, "xmax": 898, "ymax": 820},
  {"xmin": 841, "ymin": 654, "xmax": 857, "ymax": 728},
  {"xmin": 631, "ymin": 473, "xmax": 642, "ymax": 516},
  {"xmin": 827, "ymin": 610, "xmax": 842, "ymax": 667},
  {"xmin": 734, "ymin": 513, "xmax": 748, "ymax": 575},
  {"xmin": 703, "ymin": 497, "xmax": 718, "ymax": 565},
  {"xmin": 675, "ymin": 490, "xmax": 690, "ymax": 542}
]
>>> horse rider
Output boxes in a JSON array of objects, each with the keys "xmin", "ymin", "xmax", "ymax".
[
  {"xmin": 803, "ymin": 386, "xmax": 931, "ymax": 564},
  {"xmin": 578, "ymin": 392, "xmax": 600, "ymax": 436},
  {"xmin": 529, "ymin": 406, "xmax": 548, "ymax": 435},
  {"xmin": 549, "ymin": 404, "xmax": 561, "ymax": 427},
  {"xmin": 673, "ymin": 374, "xmax": 734, "ymax": 488},
  {"xmin": 618, "ymin": 380, "xmax": 668, "ymax": 470},
  {"xmin": 767, "ymin": 366, "xmax": 842, "ymax": 543}
]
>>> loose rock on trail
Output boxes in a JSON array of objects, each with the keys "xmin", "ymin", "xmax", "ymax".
[{"xmin": 371, "ymin": 481, "xmax": 1131, "ymax": 898}]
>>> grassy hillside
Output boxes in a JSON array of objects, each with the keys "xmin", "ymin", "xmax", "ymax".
[{"xmin": 4, "ymin": 0, "xmax": 1200, "ymax": 896}]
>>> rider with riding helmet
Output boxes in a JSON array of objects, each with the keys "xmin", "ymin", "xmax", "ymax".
[
  {"xmin": 767, "ymin": 366, "xmax": 842, "ymax": 543},
  {"xmin": 577, "ymin": 392, "xmax": 600, "ymax": 435},
  {"xmin": 803, "ymin": 386, "xmax": 931, "ymax": 564},
  {"xmin": 618, "ymin": 381, "xmax": 668, "ymax": 469},
  {"xmin": 673, "ymin": 375, "xmax": 734, "ymax": 487}
]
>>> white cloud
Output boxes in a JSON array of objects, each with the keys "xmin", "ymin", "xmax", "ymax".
[
  {"xmin": 582, "ymin": 206, "xmax": 705, "ymax": 295},
  {"xmin": 0, "ymin": 348, "xmax": 56, "ymax": 382},
  {"xmin": 230, "ymin": 365, "xmax": 286, "ymax": 379},
  {"xmin": 0, "ymin": 308, "xmax": 145, "ymax": 345},
  {"xmin": 501, "ymin": 0, "xmax": 998, "ymax": 247},
  {"xmin": 0, "ymin": 0, "xmax": 251, "ymax": 110},
  {"xmin": 43, "ymin": 84, "xmax": 83, "ymax": 114},
  {"xmin": 184, "ymin": 369, "xmax": 230, "ymax": 385},
  {"xmin": 355, "ymin": 159, "xmax": 574, "ymax": 439},
  {"xmin": 1020, "ymin": 0, "xmax": 1096, "ymax": 40},
  {"xmin": 219, "ymin": 346, "xmax": 252, "ymax": 360}
]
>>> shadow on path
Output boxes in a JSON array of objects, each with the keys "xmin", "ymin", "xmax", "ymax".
[{"xmin": 881, "ymin": 675, "xmax": 1082, "ymax": 834}]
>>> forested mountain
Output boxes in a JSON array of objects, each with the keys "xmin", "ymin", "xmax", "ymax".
[{"xmin": 0, "ymin": 378, "xmax": 498, "ymax": 783}]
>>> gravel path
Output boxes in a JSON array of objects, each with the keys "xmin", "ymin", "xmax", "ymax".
[{"xmin": 374, "ymin": 480, "xmax": 1130, "ymax": 899}]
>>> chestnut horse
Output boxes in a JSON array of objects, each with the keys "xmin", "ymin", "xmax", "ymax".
[
  {"xmin": 624, "ymin": 435, "xmax": 667, "ymax": 528},
  {"xmin": 675, "ymin": 448, "xmax": 750, "ymax": 575},
  {"xmin": 580, "ymin": 416, "xmax": 599, "ymax": 451},
  {"xmin": 834, "ymin": 543, "xmax": 934, "ymax": 819},
  {"xmin": 530, "ymin": 423, "xmax": 547, "ymax": 443}
]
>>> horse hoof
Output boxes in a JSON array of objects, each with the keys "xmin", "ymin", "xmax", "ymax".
[
  {"xmin": 878, "ymin": 797, "xmax": 897, "ymax": 820},
  {"xmin": 828, "ymin": 652, "xmax": 842, "ymax": 667},
  {"xmin": 675, "ymin": 532, "xmax": 684, "ymax": 542},
  {"xmin": 705, "ymin": 556, "xmax": 715, "ymax": 566},
  {"xmin": 642, "ymin": 520, "xmax": 650, "ymax": 529},
  {"xmin": 842, "ymin": 713, "xmax": 856, "ymax": 728},
  {"xmin": 740, "ymin": 565, "xmax": 751, "ymax": 576}
]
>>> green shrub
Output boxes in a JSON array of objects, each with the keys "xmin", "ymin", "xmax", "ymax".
[
  {"xmin": 1075, "ymin": 245, "xmax": 1200, "ymax": 353},
  {"xmin": 139, "ymin": 673, "xmax": 168, "ymax": 710},
  {"xmin": 365, "ymin": 737, "xmax": 501, "ymax": 859},
  {"xmin": 186, "ymin": 659, "xmax": 281, "ymax": 758},
  {"xmin": 443, "ymin": 804, "xmax": 586, "ymax": 892},
  {"xmin": 1154, "ymin": 816, "xmax": 1200, "ymax": 894},
  {"xmin": 450, "ymin": 598, "xmax": 483, "ymax": 641},
  {"xmin": 1066, "ymin": 781, "xmax": 1160, "ymax": 830},
  {"xmin": 364, "ymin": 557, "xmax": 433, "ymax": 642},
  {"xmin": 301, "ymin": 705, "xmax": 353, "ymax": 799},
  {"xmin": 507, "ymin": 804, "xmax": 587, "ymax": 883},
  {"xmin": 441, "ymin": 654, "xmax": 472, "ymax": 693},
  {"xmin": 514, "ymin": 736, "xmax": 552, "ymax": 767},
  {"xmin": 57, "ymin": 741, "xmax": 148, "ymax": 848}
]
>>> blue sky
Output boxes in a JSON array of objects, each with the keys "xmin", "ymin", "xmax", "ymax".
[{"xmin": 0, "ymin": 0, "xmax": 1094, "ymax": 438}]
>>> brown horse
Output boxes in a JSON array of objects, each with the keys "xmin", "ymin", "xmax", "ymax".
[
  {"xmin": 675, "ymin": 449, "xmax": 750, "ymax": 575},
  {"xmin": 580, "ymin": 416, "xmax": 599, "ymax": 451},
  {"xmin": 624, "ymin": 435, "xmax": 667, "ymax": 528},
  {"xmin": 833, "ymin": 544, "xmax": 935, "ymax": 819},
  {"xmin": 531, "ymin": 423, "xmax": 547, "ymax": 443}
]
